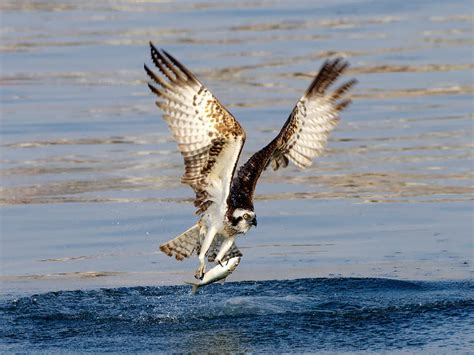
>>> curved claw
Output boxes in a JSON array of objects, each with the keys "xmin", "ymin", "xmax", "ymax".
[
  {"xmin": 194, "ymin": 263, "xmax": 206, "ymax": 280},
  {"xmin": 216, "ymin": 258, "xmax": 223, "ymax": 267}
]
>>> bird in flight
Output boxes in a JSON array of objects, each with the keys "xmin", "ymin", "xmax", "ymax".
[{"xmin": 145, "ymin": 42, "xmax": 356, "ymax": 280}]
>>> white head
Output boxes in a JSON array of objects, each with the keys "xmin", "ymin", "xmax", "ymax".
[{"xmin": 230, "ymin": 208, "xmax": 257, "ymax": 234}]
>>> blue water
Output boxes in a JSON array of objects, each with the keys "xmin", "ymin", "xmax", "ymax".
[
  {"xmin": 1, "ymin": 278, "xmax": 473, "ymax": 352},
  {"xmin": 2, "ymin": 0, "xmax": 473, "ymax": 352}
]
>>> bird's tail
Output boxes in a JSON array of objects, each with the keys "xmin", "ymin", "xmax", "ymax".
[{"xmin": 159, "ymin": 223, "xmax": 200, "ymax": 261}]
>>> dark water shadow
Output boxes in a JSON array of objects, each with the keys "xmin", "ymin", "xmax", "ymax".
[{"xmin": 1, "ymin": 278, "xmax": 473, "ymax": 352}]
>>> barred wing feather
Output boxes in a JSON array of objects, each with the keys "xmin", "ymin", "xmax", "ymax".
[
  {"xmin": 230, "ymin": 57, "xmax": 356, "ymax": 210},
  {"xmin": 269, "ymin": 58, "xmax": 357, "ymax": 170},
  {"xmin": 145, "ymin": 43, "xmax": 246, "ymax": 214}
]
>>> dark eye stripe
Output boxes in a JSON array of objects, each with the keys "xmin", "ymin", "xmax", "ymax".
[{"xmin": 232, "ymin": 216, "xmax": 243, "ymax": 226}]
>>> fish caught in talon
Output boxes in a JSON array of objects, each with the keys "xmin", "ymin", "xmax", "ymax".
[
  {"xmin": 194, "ymin": 264, "xmax": 206, "ymax": 280},
  {"xmin": 146, "ymin": 45, "xmax": 356, "ymax": 287},
  {"xmin": 185, "ymin": 257, "xmax": 241, "ymax": 294}
]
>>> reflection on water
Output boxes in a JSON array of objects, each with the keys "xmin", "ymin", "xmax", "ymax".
[{"xmin": 1, "ymin": 0, "xmax": 473, "ymax": 290}]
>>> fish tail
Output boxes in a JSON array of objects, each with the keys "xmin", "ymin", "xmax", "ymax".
[
  {"xmin": 184, "ymin": 281, "xmax": 199, "ymax": 294},
  {"xmin": 159, "ymin": 223, "xmax": 200, "ymax": 261}
]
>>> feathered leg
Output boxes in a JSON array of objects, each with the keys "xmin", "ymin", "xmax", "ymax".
[
  {"xmin": 195, "ymin": 226, "xmax": 217, "ymax": 279},
  {"xmin": 214, "ymin": 236, "xmax": 236, "ymax": 265}
]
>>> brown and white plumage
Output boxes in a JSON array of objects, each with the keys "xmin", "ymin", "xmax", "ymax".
[
  {"xmin": 230, "ymin": 58, "xmax": 357, "ymax": 210},
  {"xmin": 145, "ymin": 44, "xmax": 356, "ymax": 280},
  {"xmin": 269, "ymin": 59, "xmax": 356, "ymax": 170},
  {"xmin": 159, "ymin": 221, "xmax": 243, "ymax": 263},
  {"xmin": 159, "ymin": 223, "xmax": 200, "ymax": 261},
  {"xmin": 145, "ymin": 43, "xmax": 245, "ymax": 215}
]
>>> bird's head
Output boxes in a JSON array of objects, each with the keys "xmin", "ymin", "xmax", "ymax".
[{"xmin": 230, "ymin": 208, "xmax": 257, "ymax": 234}]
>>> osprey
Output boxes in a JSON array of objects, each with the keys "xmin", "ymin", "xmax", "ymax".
[{"xmin": 144, "ymin": 42, "xmax": 356, "ymax": 279}]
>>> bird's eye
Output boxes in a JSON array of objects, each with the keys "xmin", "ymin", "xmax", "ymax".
[{"xmin": 243, "ymin": 213, "xmax": 250, "ymax": 220}]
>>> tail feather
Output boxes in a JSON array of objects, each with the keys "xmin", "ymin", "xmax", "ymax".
[
  {"xmin": 159, "ymin": 223, "xmax": 200, "ymax": 260},
  {"xmin": 206, "ymin": 236, "xmax": 243, "ymax": 263}
]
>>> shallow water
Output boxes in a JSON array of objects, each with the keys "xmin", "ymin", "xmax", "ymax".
[
  {"xmin": 1, "ymin": 278, "xmax": 473, "ymax": 352},
  {"xmin": 0, "ymin": 0, "xmax": 473, "ymax": 351}
]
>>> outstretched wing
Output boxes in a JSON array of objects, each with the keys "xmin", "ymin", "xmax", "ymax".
[
  {"xmin": 145, "ymin": 43, "xmax": 246, "ymax": 214},
  {"xmin": 229, "ymin": 58, "xmax": 356, "ymax": 210}
]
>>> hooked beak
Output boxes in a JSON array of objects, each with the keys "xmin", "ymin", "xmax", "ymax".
[{"xmin": 251, "ymin": 217, "xmax": 257, "ymax": 227}]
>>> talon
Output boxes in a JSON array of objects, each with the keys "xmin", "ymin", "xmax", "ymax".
[
  {"xmin": 216, "ymin": 259, "xmax": 223, "ymax": 267},
  {"xmin": 194, "ymin": 264, "xmax": 206, "ymax": 280}
]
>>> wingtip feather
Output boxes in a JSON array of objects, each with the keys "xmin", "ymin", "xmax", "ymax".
[
  {"xmin": 161, "ymin": 49, "xmax": 198, "ymax": 83},
  {"xmin": 336, "ymin": 98, "xmax": 353, "ymax": 112},
  {"xmin": 306, "ymin": 57, "xmax": 351, "ymax": 96},
  {"xmin": 147, "ymin": 82, "xmax": 158, "ymax": 94},
  {"xmin": 331, "ymin": 78, "xmax": 358, "ymax": 100}
]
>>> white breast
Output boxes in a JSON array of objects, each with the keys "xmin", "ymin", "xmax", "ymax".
[{"xmin": 205, "ymin": 136, "xmax": 243, "ymax": 233}]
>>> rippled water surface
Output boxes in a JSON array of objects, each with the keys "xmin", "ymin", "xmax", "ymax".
[
  {"xmin": 2, "ymin": 278, "xmax": 473, "ymax": 352},
  {"xmin": 1, "ymin": 0, "xmax": 473, "ymax": 352}
]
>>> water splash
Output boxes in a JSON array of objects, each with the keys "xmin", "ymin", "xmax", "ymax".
[{"xmin": 1, "ymin": 278, "xmax": 473, "ymax": 352}]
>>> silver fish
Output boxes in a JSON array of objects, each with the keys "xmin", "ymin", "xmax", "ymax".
[{"xmin": 185, "ymin": 257, "xmax": 240, "ymax": 294}]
